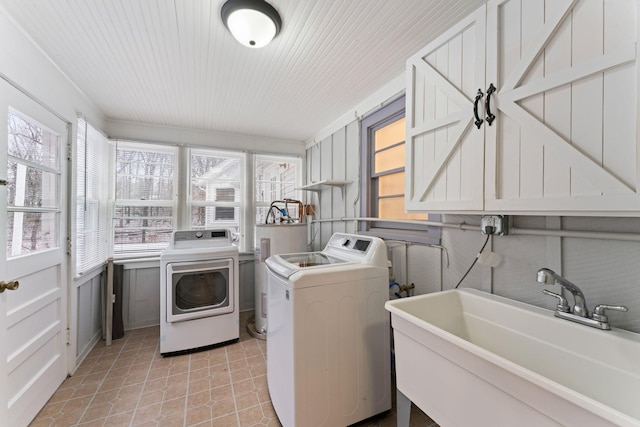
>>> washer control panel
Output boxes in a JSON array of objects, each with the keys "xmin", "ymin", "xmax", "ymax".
[
  {"xmin": 323, "ymin": 233, "xmax": 388, "ymax": 267},
  {"xmin": 327, "ymin": 233, "xmax": 374, "ymax": 254}
]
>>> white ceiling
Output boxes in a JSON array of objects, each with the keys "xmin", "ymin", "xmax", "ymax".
[{"xmin": 1, "ymin": 0, "xmax": 486, "ymax": 143}]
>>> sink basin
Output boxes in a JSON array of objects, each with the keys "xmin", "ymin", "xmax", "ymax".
[{"xmin": 385, "ymin": 288, "xmax": 640, "ymax": 426}]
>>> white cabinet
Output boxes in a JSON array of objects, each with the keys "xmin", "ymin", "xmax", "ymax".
[{"xmin": 406, "ymin": 0, "xmax": 640, "ymax": 214}]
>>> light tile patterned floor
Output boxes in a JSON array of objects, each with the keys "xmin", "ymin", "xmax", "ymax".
[{"xmin": 30, "ymin": 312, "xmax": 438, "ymax": 427}]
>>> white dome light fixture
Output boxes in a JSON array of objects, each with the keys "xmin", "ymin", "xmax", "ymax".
[{"xmin": 221, "ymin": 0, "xmax": 282, "ymax": 48}]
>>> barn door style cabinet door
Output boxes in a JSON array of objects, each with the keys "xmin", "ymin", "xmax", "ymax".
[{"xmin": 406, "ymin": 0, "xmax": 640, "ymax": 214}]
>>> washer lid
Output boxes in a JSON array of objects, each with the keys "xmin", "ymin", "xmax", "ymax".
[{"xmin": 266, "ymin": 252, "xmax": 350, "ymax": 278}]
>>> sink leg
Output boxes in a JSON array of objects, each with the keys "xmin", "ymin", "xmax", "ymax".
[{"xmin": 397, "ymin": 389, "xmax": 411, "ymax": 427}]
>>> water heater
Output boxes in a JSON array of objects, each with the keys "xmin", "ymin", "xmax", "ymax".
[{"xmin": 251, "ymin": 223, "xmax": 308, "ymax": 338}]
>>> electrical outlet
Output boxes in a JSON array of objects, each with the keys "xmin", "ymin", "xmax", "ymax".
[{"xmin": 481, "ymin": 215, "xmax": 508, "ymax": 235}]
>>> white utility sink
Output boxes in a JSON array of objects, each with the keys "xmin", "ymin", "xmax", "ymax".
[{"xmin": 385, "ymin": 288, "xmax": 640, "ymax": 426}]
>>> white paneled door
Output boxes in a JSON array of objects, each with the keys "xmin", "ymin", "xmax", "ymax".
[{"xmin": 0, "ymin": 79, "xmax": 68, "ymax": 427}]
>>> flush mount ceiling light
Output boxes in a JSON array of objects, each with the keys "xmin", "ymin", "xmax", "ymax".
[{"xmin": 221, "ymin": 0, "xmax": 282, "ymax": 48}]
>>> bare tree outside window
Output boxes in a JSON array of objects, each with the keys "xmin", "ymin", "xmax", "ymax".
[
  {"xmin": 113, "ymin": 143, "xmax": 175, "ymax": 254},
  {"xmin": 6, "ymin": 110, "xmax": 59, "ymax": 257}
]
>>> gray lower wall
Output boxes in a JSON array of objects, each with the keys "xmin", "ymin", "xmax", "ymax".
[
  {"xmin": 75, "ymin": 257, "xmax": 256, "ymax": 361},
  {"xmin": 75, "ymin": 272, "xmax": 103, "ymax": 367},
  {"xmin": 307, "ymin": 122, "xmax": 640, "ymax": 334},
  {"xmin": 120, "ymin": 257, "xmax": 256, "ymax": 331}
]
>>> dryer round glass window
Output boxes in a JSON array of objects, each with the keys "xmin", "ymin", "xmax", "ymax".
[
  {"xmin": 173, "ymin": 270, "xmax": 229, "ymax": 312},
  {"xmin": 165, "ymin": 258, "xmax": 236, "ymax": 323}
]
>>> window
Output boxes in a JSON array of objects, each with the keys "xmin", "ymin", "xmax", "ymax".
[
  {"xmin": 254, "ymin": 155, "xmax": 302, "ymax": 224},
  {"xmin": 103, "ymin": 144, "xmax": 300, "ymax": 256},
  {"xmin": 190, "ymin": 150, "xmax": 244, "ymax": 240},
  {"xmin": 6, "ymin": 108, "xmax": 60, "ymax": 257},
  {"xmin": 75, "ymin": 118, "xmax": 110, "ymax": 274},
  {"xmin": 360, "ymin": 96, "xmax": 440, "ymax": 243},
  {"xmin": 214, "ymin": 188, "xmax": 235, "ymax": 221},
  {"xmin": 113, "ymin": 142, "xmax": 176, "ymax": 254}
]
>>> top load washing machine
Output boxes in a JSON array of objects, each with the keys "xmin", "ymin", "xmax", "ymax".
[
  {"xmin": 265, "ymin": 233, "xmax": 391, "ymax": 426},
  {"xmin": 160, "ymin": 229, "xmax": 239, "ymax": 355}
]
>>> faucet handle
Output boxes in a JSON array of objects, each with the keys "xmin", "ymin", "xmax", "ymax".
[
  {"xmin": 542, "ymin": 289, "xmax": 570, "ymax": 313},
  {"xmin": 592, "ymin": 304, "xmax": 628, "ymax": 322}
]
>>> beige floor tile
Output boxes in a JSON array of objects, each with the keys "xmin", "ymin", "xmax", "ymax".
[
  {"xmin": 230, "ymin": 368, "xmax": 251, "ymax": 383},
  {"xmin": 160, "ymin": 396, "xmax": 186, "ymax": 416},
  {"xmin": 185, "ymin": 405, "xmax": 212, "ymax": 426},
  {"xmin": 110, "ymin": 396, "xmax": 139, "ymax": 414},
  {"xmin": 211, "ymin": 397, "xmax": 236, "ymax": 418},
  {"xmin": 104, "ymin": 410, "xmax": 134, "ymax": 426},
  {"xmin": 79, "ymin": 403, "xmax": 112, "ymax": 423},
  {"xmin": 31, "ymin": 312, "xmax": 421, "ymax": 427},
  {"xmin": 212, "ymin": 412, "xmax": 239, "ymax": 427},
  {"xmin": 187, "ymin": 390, "xmax": 210, "ymax": 409},
  {"xmin": 234, "ymin": 391, "xmax": 259, "ymax": 411},
  {"xmin": 237, "ymin": 405, "xmax": 263, "ymax": 426},
  {"xmin": 131, "ymin": 402, "xmax": 162, "ymax": 424}
]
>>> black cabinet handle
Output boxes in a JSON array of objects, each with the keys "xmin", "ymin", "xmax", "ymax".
[
  {"xmin": 485, "ymin": 83, "xmax": 496, "ymax": 125},
  {"xmin": 473, "ymin": 89, "xmax": 484, "ymax": 129}
]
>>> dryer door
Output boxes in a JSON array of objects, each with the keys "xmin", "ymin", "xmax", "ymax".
[{"xmin": 166, "ymin": 258, "xmax": 235, "ymax": 323}]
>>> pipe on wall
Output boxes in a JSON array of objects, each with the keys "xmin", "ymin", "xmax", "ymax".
[{"xmin": 311, "ymin": 217, "xmax": 640, "ymax": 243}]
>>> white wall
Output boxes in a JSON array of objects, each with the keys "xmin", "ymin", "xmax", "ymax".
[
  {"xmin": 306, "ymin": 118, "xmax": 640, "ymax": 334},
  {"xmin": 1, "ymin": 8, "xmax": 109, "ymax": 373},
  {"xmin": 0, "ymin": 9, "xmax": 105, "ymax": 129},
  {"xmin": 105, "ymin": 119, "xmax": 305, "ymax": 156}
]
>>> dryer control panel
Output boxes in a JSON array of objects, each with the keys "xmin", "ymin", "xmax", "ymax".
[{"xmin": 171, "ymin": 229, "xmax": 231, "ymax": 248}]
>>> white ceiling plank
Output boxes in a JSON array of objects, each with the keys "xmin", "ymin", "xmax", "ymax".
[{"xmin": 0, "ymin": 0, "xmax": 487, "ymax": 141}]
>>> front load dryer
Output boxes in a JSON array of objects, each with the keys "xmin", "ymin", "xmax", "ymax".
[{"xmin": 160, "ymin": 229, "xmax": 239, "ymax": 355}]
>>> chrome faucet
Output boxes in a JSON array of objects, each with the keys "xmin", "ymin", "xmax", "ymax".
[
  {"xmin": 536, "ymin": 268, "xmax": 588, "ymax": 317},
  {"xmin": 535, "ymin": 267, "xmax": 628, "ymax": 330}
]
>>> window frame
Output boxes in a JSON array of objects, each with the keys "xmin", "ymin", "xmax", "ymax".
[
  {"xmin": 188, "ymin": 148, "xmax": 245, "ymax": 245},
  {"xmin": 112, "ymin": 141, "xmax": 177, "ymax": 256},
  {"xmin": 359, "ymin": 95, "xmax": 441, "ymax": 244},
  {"xmin": 254, "ymin": 154, "xmax": 303, "ymax": 224}
]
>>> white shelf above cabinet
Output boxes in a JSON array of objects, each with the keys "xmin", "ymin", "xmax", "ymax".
[{"xmin": 297, "ymin": 179, "xmax": 351, "ymax": 192}]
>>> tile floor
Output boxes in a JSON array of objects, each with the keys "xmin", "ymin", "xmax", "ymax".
[{"xmin": 30, "ymin": 311, "xmax": 438, "ymax": 426}]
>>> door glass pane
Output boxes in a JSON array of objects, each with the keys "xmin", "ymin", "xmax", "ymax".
[
  {"xmin": 7, "ymin": 161, "xmax": 59, "ymax": 208},
  {"xmin": 6, "ymin": 212, "xmax": 58, "ymax": 257},
  {"xmin": 8, "ymin": 110, "xmax": 59, "ymax": 169},
  {"xmin": 7, "ymin": 109, "xmax": 60, "ymax": 258}
]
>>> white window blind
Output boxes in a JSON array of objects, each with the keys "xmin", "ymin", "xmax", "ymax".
[
  {"xmin": 113, "ymin": 142, "xmax": 176, "ymax": 255},
  {"xmin": 75, "ymin": 118, "xmax": 111, "ymax": 275}
]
